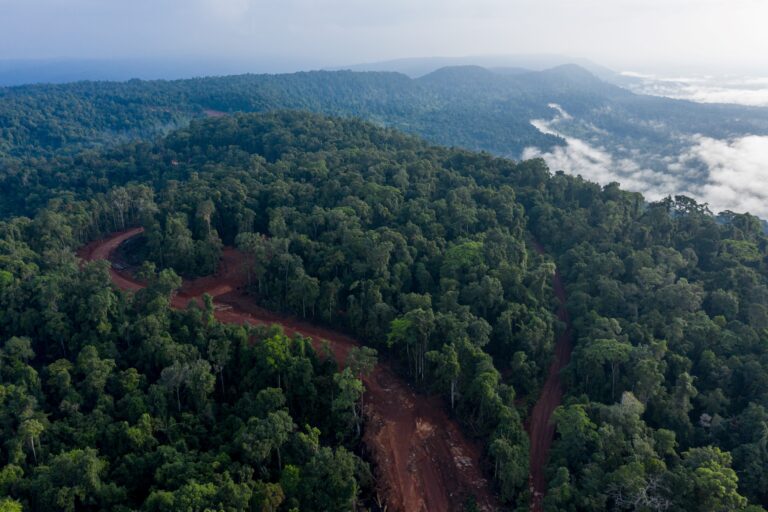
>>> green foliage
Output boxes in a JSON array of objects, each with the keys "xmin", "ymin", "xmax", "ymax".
[
  {"xmin": 235, "ymin": 410, "xmax": 294, "ymax": 471},
  {"xmin": 1, "ymin": 109, "xmax": 768, "ymax": 510},
  {"xmin": 536, "ymin": 185, "xmax": 768, "ymax": 509},
  {"xmin": 679, "ymin": 447, "xmax": 748, "ymax": 512},
  {"xmin": 297, "ymin": 447, "xmax": 359, "ymax": 512},
  {"xmin": 0, "ymin": 498, "xmax": 22, "ymax": 512},
  {"xmin": 0, "ymin": 70, "xmax": 565, "ymax": 215},
  {"xmin": 0, "ymin": 209, "xmax": 370, "ymax": 510},
  {"xmin": 332, "ymin": 368, "xmax": 364, "ymax": 440},
  {"xmin": 346, "ymin": 346, "xmax": 377, "ymax": 380}
]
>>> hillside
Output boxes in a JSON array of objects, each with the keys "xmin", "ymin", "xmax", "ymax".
[
  {"xmin": 5, "ymin": 65, "xmax": 768, "ymax": 221},
  {"xmin": 1, "ymin": 112, "xmax": 767, "ymax": 510},
  {"xmin": 0, "ymin": 68, "xmax": 560, "ymax": 163},
  {"xmin": 4, "ymin": 65, "xmax": 768, "ymax": 163}
]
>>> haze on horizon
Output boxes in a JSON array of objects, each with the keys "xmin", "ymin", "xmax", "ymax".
[
  {"xmin": 3, "ymin": 0, "xmax": 768, "ymax": 221},
  {"xmin": 1, "ymin": 0, "xmax": 767, "ymax": 76}
]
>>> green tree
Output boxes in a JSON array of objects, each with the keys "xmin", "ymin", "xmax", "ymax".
[
  {"xmin": 252, "ymin": 481, "xmax": 285, "ymax": 512},
  {"xmin": 75, "ymin": 346, "xmax": 115, "ymax": 402},
  {"xmin": 332, "ymin": 367, "xmax": 364, "ymax": 439},
  {"xmin": 236, "ymin": 410, "xmax": 294, "ymax": 471},
  {"xmin": 18, "ymin": 418, "xmax": 44, "ymax": 464},
  {"xmin": 580, "ymin": 338, "xmax": 632, "ymax": 400},
  {"xmin": 298, "ymin": 447, "xmax": 359, "ymax": 512},
  {"xmin": 207, "ymin": 335, "xmax": 232, "ymax": 392},
  {"xmin": 426, "ymin": 343, "xmax": 461, "ymax": 410},
  {"xmin": 680, "ymin": 447, "xmax": 748, "ymax": 512},
  {"xmin": 346, "ymin": 346, "xmax": 377, "ymax": 412},
  {"xmin": 0, "ymin": 499, "xmax": 22, "ymax": 512}
]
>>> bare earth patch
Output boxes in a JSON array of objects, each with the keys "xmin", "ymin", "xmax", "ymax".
[{"xmin": 78, "ymin": 228, "xmax": 500, "ymax": 512}]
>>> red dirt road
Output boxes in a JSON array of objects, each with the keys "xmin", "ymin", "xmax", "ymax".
[
  {"xmin": 527, "ymin": 244, "xmax": 573, "ymax": 512},
  {"xmin": 78, "ymin": 228, "xmax": 500, "ymax": 512}
]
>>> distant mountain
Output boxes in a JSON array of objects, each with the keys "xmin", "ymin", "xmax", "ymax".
[
  {"xmin": 488, "ymin": 67, "xmax": 535, "ymax": 76},
  {"xmin": 0, "ymin": 57, "xmax": 323, "ymax": 86},
  {"xmin": 337, "ymin": 54, "xmax": 620, "ymax": 81},
  {"xmin": 526, "ymin": 64, "xmax": 617, "ymax": 91},
  {"xmin": 4, "ymin": 63, "xmax": 768, "ymax": 207},
  {"xmin": 419, "ymin": 65, "xmax": 498, "ymax": 82}
]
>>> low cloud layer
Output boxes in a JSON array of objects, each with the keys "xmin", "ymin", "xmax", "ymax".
[
  {"xmin": 684, "ymin": 135, "xmax": 768, "ymax": 215},
  {"xmin": 622, "ymin": 73, "xmax": 768, "ymax": 107},
  {"xmin": 524, "ymin": 105, "xmax": 768, "ymax": 217}
]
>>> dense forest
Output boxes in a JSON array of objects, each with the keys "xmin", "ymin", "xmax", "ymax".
[
  {"xmin": 0, "ymin": 69, "xmax": 563, "ymax": 165},
  {"xmin": 6, "ymin": 64, "xmax": 768, "ymax": 220},
  {"xmin": 1, "ymin": 111, "xmax": 768, "ymax": 510}
]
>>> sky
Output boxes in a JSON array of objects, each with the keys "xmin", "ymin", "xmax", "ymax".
[{"xmin": 2, "ymin": 0, "xmax": 768, "ymax": 74}]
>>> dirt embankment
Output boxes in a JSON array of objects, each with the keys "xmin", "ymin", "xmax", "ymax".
[
  {"xmin": 526, "ymin": 242, "xmax": 573, "ymax": 512},
  {"xmin": 78, "ymin": 228, "xmax": 500, "ymax": 512}
]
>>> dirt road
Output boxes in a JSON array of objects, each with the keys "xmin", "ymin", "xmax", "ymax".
[
  {"xmin": 78, "ymin": 228, "xmax": 499, "ymax": 512},
  {"xmin": 526, "ymin": 243, "xmax": 573, "ymax": 512}
]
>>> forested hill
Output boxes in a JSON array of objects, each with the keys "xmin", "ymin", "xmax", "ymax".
[
  {"xmin": 5, "ymin": 64, "xmax": 768, "ymax": 171},
  {"xmin": 0, "ymin": 68, "xmax": 562, "ymax": 161},
  {"xmin": 1, "ymin": 112, "xmax": 768, "ymax": 510}
]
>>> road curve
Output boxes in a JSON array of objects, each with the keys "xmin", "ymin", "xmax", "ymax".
[{"xmin": 78, "ymin": 228, "xmax": 500, "ymax": 512}]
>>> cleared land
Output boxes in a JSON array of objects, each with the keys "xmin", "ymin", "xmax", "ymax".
[{"xmin": 78, "ymin": 228, "xmax": 499, "ymax": 512}]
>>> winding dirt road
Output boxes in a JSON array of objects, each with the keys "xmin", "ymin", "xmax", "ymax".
[
  {"xmin": 78, "ymin": 228, "xmax": 499, "ymax": 512},
  {"xmin": 527, "ymin": 243, "xmax": 573, "ymax": 512}
]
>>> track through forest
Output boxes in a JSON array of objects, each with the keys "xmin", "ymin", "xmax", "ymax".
[
  {"xmin": 527, "ymin": 242, "xmax": 573, "ymax": 512},
  {"xmin": 78, "ymin": 228, "xmax": 498, "ymax": 512}
]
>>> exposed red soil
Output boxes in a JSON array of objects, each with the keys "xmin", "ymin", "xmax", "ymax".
[
  {"xmin": 78, "ymin": 228, "xmax": 500, "ymax": 512},
  {"xmin": 526, "ymin": 242, "xmax": 573, "ymax": 512}
]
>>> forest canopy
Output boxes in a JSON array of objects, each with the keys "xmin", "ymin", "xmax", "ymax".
[{"xmin": 0, "ymin": 111, "xmax": 767, "ymax": 510}]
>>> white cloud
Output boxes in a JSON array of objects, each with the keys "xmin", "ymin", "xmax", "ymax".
[
  {"xmin": 525, "ymin": 105, "xmax": 768, "ymax": 217},
  {"xmin": 524, "ymin": 105, "xmax": 690, "ymax": 201},
  {"xmin": 546, "ymin": 103, "xmax": 572, "ymax": 120},
  {"xmin": 625, "ymin": 74, "xmax": 768, "ymax": 107},
  {"xmin": 681, "ymin": 135, "xmax": 768, "ymax": 216},
  {"xmin": 621, "ymin": 71, "xmax": 654, "ymax": 79}
]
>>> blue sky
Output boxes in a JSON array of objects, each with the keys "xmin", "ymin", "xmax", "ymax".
[{"xmin": 1, "ymin": 0, "xmax": 767, "ymax": 73}]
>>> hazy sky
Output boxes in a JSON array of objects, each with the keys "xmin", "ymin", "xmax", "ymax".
[{"xmin": 2, "ymin": 0, "xmax": 767, "ymax": 73}]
